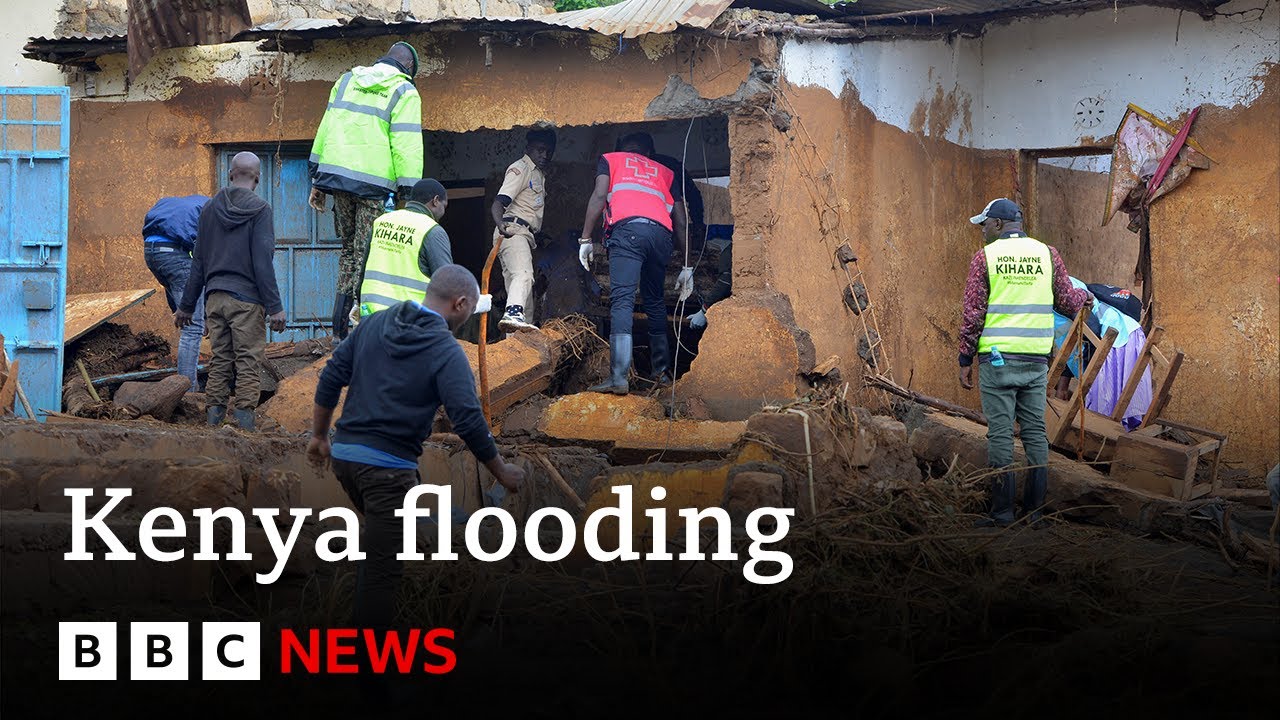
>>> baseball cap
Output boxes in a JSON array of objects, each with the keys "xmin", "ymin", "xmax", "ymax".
[{"xmin": 970, "ymin": 198, "xmax": 1022, "ymax": 225}]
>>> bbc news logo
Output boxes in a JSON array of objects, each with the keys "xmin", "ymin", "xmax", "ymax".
[{"xmin": 58, "ymin": 622, "xmax": 456, "ymax": 680}]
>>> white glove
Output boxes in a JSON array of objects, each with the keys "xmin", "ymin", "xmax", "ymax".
[
  {"xmin": 688, "ymin": 309, "xmax": 707, "ymax": 329},
  {"xmin": 348, "ymin": 303, "xmax": 361, "ymax": 328},
  {"xmin": 675, "ymin": 266, "xmax": 694, "ymax": 302},
  {"xmin": 474, "ymin": 293, "xmax": 492, "ymax": 315},
  {"xmin": 578, "ymin": 241, "xmax": 593, "ymax": 271}
]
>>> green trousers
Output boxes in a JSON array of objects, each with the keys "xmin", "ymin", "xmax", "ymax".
[{"xmin": 978, "ymin": 359, "xmax": 1048, "ymax": 469}]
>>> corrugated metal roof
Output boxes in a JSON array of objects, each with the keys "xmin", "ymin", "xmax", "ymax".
[
  {"xmin": 831, "ymin": 0, "xmax": 1226, "ymax": 18},
  {"xmin": 730, "ymin": 0, "xmax": 843, "ymax": 18},
  {"xmin": 127, "ymin": 0, "xmax": 253, "ymax": 79},
  {"xmin": 530, "ymin": 0, "xmax": 735, "ymax": 36},
  {"xmin": 243, "ymin": 0, "xmax": 734, "ymax": 39},
  {"xmin": 27, "ymin": 33, "xmax": 127, "ymax": 42}
]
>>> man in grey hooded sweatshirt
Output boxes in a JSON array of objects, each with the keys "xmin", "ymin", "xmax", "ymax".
[{"xmin": 176, "ymin": 152, "xmax": 286, "ymax": 430}]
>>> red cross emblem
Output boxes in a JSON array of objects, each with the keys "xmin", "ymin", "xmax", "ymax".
[{"xmin": 624, "ymin": 156, "xmax": 659, "ymax": 179}]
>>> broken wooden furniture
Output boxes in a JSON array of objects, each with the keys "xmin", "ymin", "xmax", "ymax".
[
  {"xmin": 1045, "ymin": 304, "xmax": 1187, "ymax": 459},
  {"xmin": 1110, "ymin": 419, "xmax": 1227, "ymax": 500},
  {"xmin": 1044, "ymin": 307, "xmax": 1227, "ymax": 500}
]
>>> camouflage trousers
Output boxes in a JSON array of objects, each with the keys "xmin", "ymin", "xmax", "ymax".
[{"xmin": 333, "ymin": 191, "xmax": 385, "ymax": 297}]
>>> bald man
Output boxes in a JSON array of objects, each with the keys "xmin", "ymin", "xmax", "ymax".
[
  {"xmin": 309, "ymin": 264, "xmax": 524, "ymax": 635},
  {"xmin": 177, "ymin": 152, "xmax": 285, "ymax": 431}
]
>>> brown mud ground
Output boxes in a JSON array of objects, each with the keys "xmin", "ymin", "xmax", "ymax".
[{"xmin": 1, "ymin": 437, "xmax": 1277, "ymax": 717}]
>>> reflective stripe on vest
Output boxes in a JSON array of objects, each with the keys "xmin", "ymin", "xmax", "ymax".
[
  {"xmin": 359, "ymin": 209, "xmax": 437, "ymax": 316},
  {"xmin": 602, "ymin": 152, "xmax": 675, "ymax": 231},
  {"xmin": 978, "ymin": 236, "xmax": 1055, "ymax": 355}
]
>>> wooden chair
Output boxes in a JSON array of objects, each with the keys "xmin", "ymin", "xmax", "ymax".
[{"xmin": 1045, "ymin": 306, "xmax": 1225, "ymax": 499}]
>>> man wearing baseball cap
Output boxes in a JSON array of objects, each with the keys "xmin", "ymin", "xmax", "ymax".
[{"xmin": 957, "ymin": 198, "xmax": 1091, "ymax": 526}]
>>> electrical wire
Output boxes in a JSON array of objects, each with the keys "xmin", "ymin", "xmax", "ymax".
[{"xmin": 657, "ymin": 116, "xmax": 701, "ymax": 460}]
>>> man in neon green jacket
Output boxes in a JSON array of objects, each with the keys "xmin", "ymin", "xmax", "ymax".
[{"xmin": 309, "ymin": 41, "xmax": 424, "ymax": 340}]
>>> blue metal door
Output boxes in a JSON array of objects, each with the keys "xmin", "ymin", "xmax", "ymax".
[
  {"xmin": 219, "ymin": 147, "xmax": 340, "ymax": 342},
  {"xmin": 0, "ymin": 87, "xmax": 69, "ymax": 421}
]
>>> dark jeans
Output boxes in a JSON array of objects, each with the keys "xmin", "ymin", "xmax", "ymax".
[
  {"xmin": 143, "ymin": 245, "xmax": 203, "ymax": 392},
  {"xmin": 204, "ymin": 291, "xmax": 266, "ymax": 410},
  {"xmin": 332, "ymin": 459, "xmax": 420, "ymax": 631},
  {"xmin": 607, "ymin": 220, "xmax": 672, "ymax": 336},
  {"xmin": 978, "ymin": 359, "xmax": 1049, "ymax": 469}
]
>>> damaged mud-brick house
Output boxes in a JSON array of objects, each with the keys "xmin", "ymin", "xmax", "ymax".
[{"xmin": 13, "ymin": 0, "xmax": 1280, "ymax": 480}]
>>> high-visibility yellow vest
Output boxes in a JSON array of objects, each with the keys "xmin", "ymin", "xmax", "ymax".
[
  {"xmin": 309, "ymin": 63, "xmax": 423, "ymax": 200},
  {"xmin": 978, "ymin": 236, "xmax": 1055, "ymax": 355},
  {"xmin": 358, "ymin": 209, "xmax": 437, "ymax": 317}
]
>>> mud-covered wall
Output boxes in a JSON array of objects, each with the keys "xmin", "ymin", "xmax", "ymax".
[
  {"xmin": 727, "ymin": 75, "xmax": 1010, "ymax": 413},
  {"xmin": 1034, "ymin": 161, "xmax": 1141, "ymax": 290},
  {"xmin": 66, "ymin": 32, "xmax": 756, "ymax": 342},
  {"xmin": 1147, "ymin": 69, "xmax": 1279, "ymax": 478},
  {"xmin": 771, "ymin": 10, "xmax": 1277, "ymax": 476}
]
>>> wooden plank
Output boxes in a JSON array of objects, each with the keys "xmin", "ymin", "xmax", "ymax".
[
  {"xmin": 1045, "ymin": 397, "xmax": 1124, "ymax": 461},
  {"xmin": 1211, "ymin": 488, "xmax": 1273, "ymax": 508},
  {"xmin": 1112, "ymin": 432, "xmax": 1199, "ymax": 499},
  {"xmin": 1189, "ymin": 439, "xmax": 1220, "ymax": 458},
  {"xmin": 1152, "ymin": 417, "xmax": 1227, "ymax": 441},
  {"xmin": 446, "ymin": 186, "xmax": 486, "ymax": 200},
  {"xmin": 1046, "ymin": 308, "xmax": 1084, "ymax": 392},
  {"xmin": 1139, "ymin": 350, "xmax": 1184, "ymax": 429},
  {"xmin": 1111, "ymin": 326, "xmax": 1163, "ymax": 421},
  {"xmin": 1112, "ymin": 464, "xmax": 1179, "ymax": 497},
  {"xmin": 1083, "ymin": 324, "xmax": 1103, "ymax": 347},
  {"xmin": 0, "ymin": 358, "xmax": 18, "ymax": 415},
  {"xmin": 1209, "ymin": 437, "xmax": 1226, "ymax": 493},
  {"xmin": 1189, "ymin": 484, "xmax": 1213, "ymax": 500},
  {"xmin": 64, "ymin": 289, "xmax": 156, "ymax": 343},
  {"xmin": 1052, "ymin": 327, "xmax": 1118, "ymax": 447}
]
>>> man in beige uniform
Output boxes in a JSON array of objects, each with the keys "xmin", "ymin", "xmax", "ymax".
[{"xmin": 492, "ymin": 128, "xmax": 556, "ymax": 332}]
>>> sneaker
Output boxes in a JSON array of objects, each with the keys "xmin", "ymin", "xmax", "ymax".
[{"xmin": 498, "ymin": 306, "xmax": 538, "ymax": 332}]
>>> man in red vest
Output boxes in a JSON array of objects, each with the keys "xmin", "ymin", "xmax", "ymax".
[{"xmin": 579, "ymin": 132, "xmax": 691, "ymax": 394}]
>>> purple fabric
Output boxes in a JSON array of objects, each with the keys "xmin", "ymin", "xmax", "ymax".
[{"xmin": 1085, "ymin": 326, "xmax": 1153, "ymax": 430}]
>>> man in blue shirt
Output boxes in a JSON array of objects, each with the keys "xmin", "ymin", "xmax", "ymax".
[
  {"xmin": 308, "ymin": 264, "xmax": 525, "ymax": 634},
  {"xmin": 142, "ymin": 194, "xmax": 209, "ymax": 392}
]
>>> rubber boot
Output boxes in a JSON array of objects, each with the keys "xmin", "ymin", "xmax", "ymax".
[
  {"xmin": 1021, "ymin": 466, "xmax": 1048, "ymax": 526},
  {"xmin": 331, "ymin": 292, "xmax": 353, "ymax": 340},
  {"xmin": 589, "ymin": 334, "xmax": 632, "ymax": 395},
  {"xmin": 232, "ymin": 408, "xmax": 256, "ymax": 432},
  {"xmin": 975, "ymin": 469, "xmax": 1016, "ymax": 527},
  {"xmin": 206, "ymin": 405, "xmax": 226, "ymax": 427},
  {"xmin": 648, "ymin": 332, "xmax": 672, "ymax": 387}
]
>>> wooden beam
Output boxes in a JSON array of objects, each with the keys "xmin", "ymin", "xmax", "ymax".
[
  {"xmin": 1046, "ymin": 308, "xmax": 1084, "ymax": 391},
  {"xmin": 831, "ymin": 6, "xmax": 953, "ymax": 23},
  {"xmin": 1052, "ymin": 327, "xmax": 1118, "ymax": 448},
  {"xmin": 1150, "ymin": 416, "xmax": 1227, "ymax": 441},
  {"xmin": 1111, "ymin": 326, "xmax": 1164, "ymax": 421},
  {"xmin": 1139, "ymin": 350, "xmax": 1184, "ymax": 429},
  {"xmin": 1083, "ymin": 324, "xmax": 1104, "ymax": 347},
  {"xmin": 866, "ymin": 373, "xmax": 987, "ymax": 425}
]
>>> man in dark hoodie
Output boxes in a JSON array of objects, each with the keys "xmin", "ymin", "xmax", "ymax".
[
  {"xmin": 176, "ymin": 152, "xmax": 286, "ymax": 431},
  {"xmin": 307, "ymin": 264, "xmax": 525, "ymax": 634}
]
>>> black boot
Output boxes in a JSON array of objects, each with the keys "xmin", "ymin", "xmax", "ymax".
[
  {"xmin": 589, "ymin": 334, "xmax": 632, "ymax": 395},
  {"xmin": 331, "ymin": 292, "xmax": 353, "ymax": 340},
  {"xmin": 648, "ymin": 332, "xmax": 672, "ymax": 386},
  {"xmin": 207, "ymin": 405, "xmax": 226, "ymax": 427},
  {"xmin": 1022, "ymin": 466, "xmax": 1048, "ymax": 526},
  {"xmin": 232, "ymin": 408, "xmax": 256, "ymax": 432},
  {"xmin": 975, "ymin": 468, "xmax": 1016, "ymax": 527}
]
